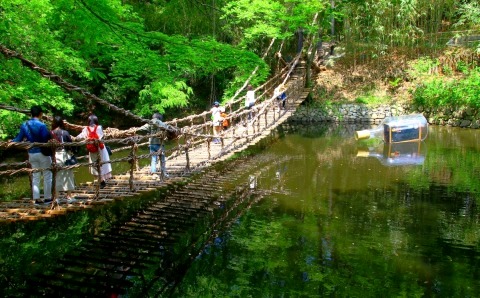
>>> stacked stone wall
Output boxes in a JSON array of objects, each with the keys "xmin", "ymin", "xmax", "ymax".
[{"xmin": 290, "ymin": 103, "xmax": 480, "ymax": 128}]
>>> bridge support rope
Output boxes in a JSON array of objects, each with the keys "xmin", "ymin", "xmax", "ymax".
[{"xmin": 0, "ymin": 42, "xmax": 312, "ymax": 221}]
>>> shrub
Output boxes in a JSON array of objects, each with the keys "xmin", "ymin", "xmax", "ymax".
[
  {"xmin": 354, "ymin": 93, "xmax": 391, "ymax": 106},
  {"xmin": 413, "ymin": 67, "xmax": 480, "ymax": 107},
  {"xmin": 407, "ymin": 57, "xmax": 439, "ymax": 78}
]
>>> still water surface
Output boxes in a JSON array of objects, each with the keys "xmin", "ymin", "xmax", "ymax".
[{"xmin": 174, "ymin": 123, "xmax": 480, "ymax": 297}]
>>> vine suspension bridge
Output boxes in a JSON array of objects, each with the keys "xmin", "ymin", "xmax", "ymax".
[
  {"xmin": 0, "ymin": 37, "xmax": 327, "ymax": 221},
  {"xmin": 0, "ymin": 34, "xmax": 330, "ymax": 296}
]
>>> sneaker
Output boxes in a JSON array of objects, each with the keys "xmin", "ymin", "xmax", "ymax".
[
  {"xmin": 100, "ymin": 181, "xmax": 106, "ymax": 189},
  {"xmin": 34, "ymin": 199, "xmax": 51, "ymax": 205},
  {"xmin": 56, "ymin": 198, "xmax": 65, "ymax": 204},
  {"xmin": 67, "ymin": 197, "xmax": 77, "ymax": 203}
]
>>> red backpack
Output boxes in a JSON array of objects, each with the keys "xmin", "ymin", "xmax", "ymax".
[{"xmin": 85, "ymin": 125, "xmax": 105, "ymax": 153}]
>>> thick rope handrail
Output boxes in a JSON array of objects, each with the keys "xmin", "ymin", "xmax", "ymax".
[
  {"xmin": 0, "ymin": 33, "xmax": 307, "ymax": 154},
  {"xmin": 0, "ymin": 107, "xmax": 295, "ymax": 176},
  {"xmin": 0, "ymin": 44, "xmax": 150, "ymax": 125},
  {"xmin": 224, "ymin": 38, "xmax": 277, "ymax": 103},
  {"xmin": 159, "ymin": 67, "xmax": 289, "ymax": 130},
  {"xmin": 0, "ymin": 36, "xmax": 289, "ymax": 144},
  {"xmin": 170, "ymin": 68, "xmax": 302, "ymax": 144},
  {"xmin": 0, "ymin": 24, "xmax": 312, "ymax": 206},
  {"xmin": 0, "ymin": 104, "xmax": 84, "ymax": 132},
  {"xmin": 0, "ymin": 71, "xmax": 306, "ymax": 205},
  {"xmin": 156, "ymin": 62, "xmax": 292, "ymax": 132},
  {"xmin": 0, "ymin": 37, "xmax": 280, "ymax": 135}
]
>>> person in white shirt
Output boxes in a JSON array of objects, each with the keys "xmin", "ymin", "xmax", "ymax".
[
  {"xmin": 210, "ymin": 101, "xmax": 224, "ymax": 144},
  {"xmin": 244, "ymin": 84, "xmax": 255, "ymax": 120}
]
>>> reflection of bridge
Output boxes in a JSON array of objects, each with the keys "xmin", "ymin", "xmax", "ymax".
[
  {"xmin": 25, "ymin": 153, "xmax": 290, "ymax": 297},
  {"xmin": 0, "ymin": 36, "xmax": 320, "ymax": 296}
]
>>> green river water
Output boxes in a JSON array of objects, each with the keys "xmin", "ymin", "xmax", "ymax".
[
  {"xmin": 172, "ymin": 123, "xmax": 480, "ymax": 297},
  {"xmin": 1, "ymin": 122, "xmax": 480, "ymax": 297}
]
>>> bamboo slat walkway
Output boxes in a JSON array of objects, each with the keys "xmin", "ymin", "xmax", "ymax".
[{"xmin": 0, "ymin": 65, "xmax": 309, "ymax": 223}]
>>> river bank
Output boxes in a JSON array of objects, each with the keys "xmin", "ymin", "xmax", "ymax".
[{"xmin": 290, "ymin": 103, "xmax": 480, "ymax": 129}]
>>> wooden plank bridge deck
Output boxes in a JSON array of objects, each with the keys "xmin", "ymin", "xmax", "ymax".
[{"xmin": 0, "ymin": 75, "xmax": 310, "ymax": 223}]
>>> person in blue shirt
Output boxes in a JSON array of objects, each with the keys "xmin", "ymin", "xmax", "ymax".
[
  {"xmin": 136, "ymin": 112, "xmax": 169, "ymax": 178},
  {"xmin": 12, "ymin": 105, "xmax": 52, "ymax": 204}
]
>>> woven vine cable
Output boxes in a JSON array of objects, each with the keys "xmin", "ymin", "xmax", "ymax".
[
  {"xmin": 0, "ymin": 45, "xmax": 180, "ymax": 140},
  {"xmin": 0, "ymin": 74, "xmax": 300, "ymax": 178},
  {"xmin": 0, "ymin": 30, "xmax": 307, "ymax": 187},
  {"xmin": 0, "ymin": 37, "xmax": 280, "ymax": 135},
  {"xmin": 0, "ymin": 48, "xmax": 289, "ymax": 142}
]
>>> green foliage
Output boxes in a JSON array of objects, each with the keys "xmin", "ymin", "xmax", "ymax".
[
  {"xmin": 442, "ymin": 64, "xmax": 453, "ymax": 76},
  {"xmin": 221, "ymin": 0, "xmax": 326, "ymax": 48},
  {"xmin": 407, "ymin": 57, "xmax": 440, "ymax": 78},
  {"xmin": 453, "ymin": 1, "xmax": 480, "ymax": 30},
  {"xmin": 221, "ymin": 0, "xmax": 287, "ymax": 47},
  {"xmin": 406, "ymin": 56, "xmax": 480, "ymax": 108},
  {"xmin": 0, "ymin": 0, "xmax": 272, "ymax": 138},
  {"xmin": 412, "ymin": 67, "xmax": 480, "ymax": 108},
  {"xmin": 138, "ymin": 80, "xmax": 192, "ymax": 115},
  {"xmin": 456, "ymin": 60, "xmax": 471, "ymax": 74},
  {"xmin": 354, "ymin": 93, "xmax": 391, "ymax": 105},
  {"xmin": 388, "ymin": 77, "xmax": 402, "ymax": 88},
  {"xmin": 338, "ymin": 0, "xmax": 468, "ymax": 59},
  {"xmin": 0, "ymin": 55, "xmax": 75, "ymax": 138}
]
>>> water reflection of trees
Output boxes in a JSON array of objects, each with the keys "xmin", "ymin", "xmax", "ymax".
[{"xmin": 173, "ymin": 123, "xmax": 480, "ymax": 297}]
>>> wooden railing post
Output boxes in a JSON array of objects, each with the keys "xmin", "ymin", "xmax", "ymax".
[
  {"xmin": 184, "ymin": 134, "xmax": 190, "ymax": 172},
  {"xmin": 129, "ymin": 142, "xmax": 137, "ymax": 192},
  {"xmin": 207, "ymin": 139, "xmax": 211, "ymax": 159},
  {"xmin": 94, "ymin": 141, "xmax": 102, "ymax": 200},
  {"xmin": 264, "ymin": 109, "xmax": 268, "ymax": 128},
  {"xmin": 173, "ymin": 120, "xmax": 180, "ymax": 150},
  {"xmin": 159, "ymin": 139, "xmax": 166, "ymax": 179},
  {"xmin": 50, "ymin": 145, "xmax": 58, "ymax": 206},
  {"xmin": 203, "ymin": 115, "xmax": 208, "ymax": 135},
  {"xmin": 256, "ymin": 113, "xmax": 260, "ymax": 133},
  {"xmin": 27, "ymin": 160, "xmax": 33, "ymax": 201}
]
